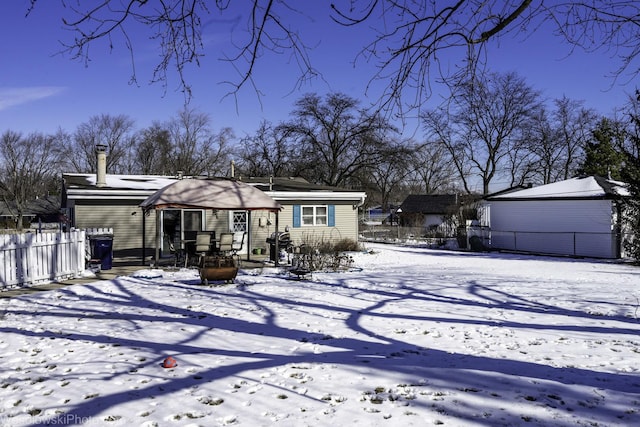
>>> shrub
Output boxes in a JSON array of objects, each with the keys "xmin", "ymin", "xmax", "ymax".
[
  {"xmin": 292, "ymin": 235, "xmax": 360, "ymax": 271},
  {"xmin": 333, "ymin": 238, "xmax": 360, "ymax": 252}
]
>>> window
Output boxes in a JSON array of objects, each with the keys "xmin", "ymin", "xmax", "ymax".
[
  {"xmin": 231, "ymin": 211, "xmax": 247, "ymax": 232},
  {"xmin": 183, "ymin": 210, "xmax": 204, "ymax": 231},
  {"xmin": 293, "ymin": 204, "xmax": 335, "ymax": 228},
  {"xmin": 302, "ymin": 205, "xmax": 327, "ymax": 226}
]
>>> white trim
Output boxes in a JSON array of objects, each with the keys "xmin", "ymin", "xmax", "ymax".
[
  {"xmin": 67, "ymin": 189, "xmax": 367, "ymax": 203},
  {"xmin": 301, "ymin": 204, "xmax": 328, "ymax": 226},
  {"xmin": 66, "ymin": 190, "xmax": 158, "ymax": 200},
  {"xmin": 266, "ymin": 191, "xmax": 366, "ymax": 202}
]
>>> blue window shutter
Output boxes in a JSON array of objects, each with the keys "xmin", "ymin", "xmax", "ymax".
[
  {"xmin": 328, "ymin": 205, "xmax": 335, "ymax": 227},
  {"xmin": 293, "ymin": 205, "xmax": 301, "ymax": 228}
]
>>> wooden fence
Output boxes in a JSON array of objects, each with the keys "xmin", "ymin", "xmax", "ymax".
[{"xmin": 0, "ymin": 230, "xmax": 87, "ymax": 289}]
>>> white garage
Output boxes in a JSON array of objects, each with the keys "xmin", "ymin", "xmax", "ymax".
[{"xmin": 484, "ymin": 176, "xmax": 630, "ymax": 259}]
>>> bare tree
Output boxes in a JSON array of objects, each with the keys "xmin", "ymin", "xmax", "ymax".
[
  {"xmin": 134, "ymin": 123, "xmax": 172, "ymax": 175},
  {"xmin": 27, "ymin": 1, "xmax": 640, "ymax": 112},
  {"xmin": 513, "ymin": 97, "xmax": 598, "ymax": 186},
  {"xmin": 553, "ymin": 97, "xmax": 599, "ymax": 180},
  {"xmin": 286, "ymin": 92, "xmax": 398, "ymax": 187},
  {"xmin": 0, "ymin": 131, "xmax": 64, "ymax": 230},
  {"xmin": 235, "ymin": 120, "xmax": 296, "ymax": 177},
  {"xmin": 405, "ymin": 141, "xmax": 459, "ymax": 194},
  {"xmin": 166, "ymin": 108, "xmax": 234, "ymax": 176},
  {"xmin": 423, "ymin": 71, "xmax": 541, "ymax": 194},
  {"xmin": 67, "ymin": 114, "xmax": 136, "ymax": 174},
  {"xmin": 516, "ymin": 107, "xmax": 556, "ymax": 185},
  {"xmin": 357, "ymin": 140, "xmax": 413, "ymax": 210}
]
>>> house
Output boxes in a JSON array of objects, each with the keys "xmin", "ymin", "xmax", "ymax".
[
  {"xmin": 398, "ymin": 194, "xmax": 479, "ymax": 235},
  {"xmin": 61, "ymin": 169, "xmax": 367, "ymax": 263},
  {"xmin": 483, "ymin": 175, "xmax": 630, "ymax": 259},
  {"xmin": 0, "ymin": 195, "xmax": 63, "ymax": 230}
]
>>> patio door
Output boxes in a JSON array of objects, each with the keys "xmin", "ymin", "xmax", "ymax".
[
  {"xmin": 161, "ymin": 209, "xmax": 204, "ymax": 255},
  {"xmin": 161, "ymin": 210, "xmax": 180, "ymax": 255}
]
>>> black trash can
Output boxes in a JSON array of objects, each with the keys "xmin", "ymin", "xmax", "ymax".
[{"xmin": 92, "ymin": 236, "xmax": 113, "ymax": 270}]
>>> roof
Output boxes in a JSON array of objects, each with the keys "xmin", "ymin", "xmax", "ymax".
[
  {"xmin": 63, "ymin": 173, "xmax": 180, "ymax": 200},
  {"xmin": 399, "ymin": 194, "xmax": 462, "ymax": 214},
  {"xmin": 484, "ymin": 184, "xmax": 533, "ymax": 198},
  {"xmin": 62, "ymin": 173, "xmax": 367, "ymax": 204},
  {"xmin": 0, "ymin": 195, "xmax": 61, "ymax": 218},
  {"xmin": 239, "ymin": 176, "xmax": 366, "ymax": 193},
  {"xmin": 485, "ymin": 176, "xmax": 630, "ymax": 201},
  {"xmin": 139, "ymin": 178, "xmax": 282, "ymax": 212}
]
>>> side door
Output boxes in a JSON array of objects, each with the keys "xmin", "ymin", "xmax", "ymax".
[{"xmin": 229, "ymin": 210, "xmax": 248, "ymax": 255}]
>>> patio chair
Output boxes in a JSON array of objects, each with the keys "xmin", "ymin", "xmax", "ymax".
[
  {"xmin": 196, "ymin": 231, "xmax": 215, "ymax": 255},
  {"xmin": 231, "ymin": 232, "xmax": 246, "ymax": 265},
  {"xmin": 164, "ymin": 234, "xmax": 184, "ymax": 268},
  {"xmin": 167, "ymin": 239, "xmax": 184, "ymax": 268},
  {"xmin": 218, "ymin": 232, "xmax": 234, "ymax": 256},
  {"xmin": 181, "ymin": 230, "xmax": 198, "ymax": 266}
]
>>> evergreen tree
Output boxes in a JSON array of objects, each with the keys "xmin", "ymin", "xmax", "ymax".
[
  {"xmin": 620, "ymin": 91, "xmax": 640, "ymax": 261},
  {"xmin": 578, "ymin": 118, "xmax": 626, "ymax": 179}
]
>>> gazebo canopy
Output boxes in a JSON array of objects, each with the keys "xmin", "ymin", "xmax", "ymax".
[{"xmin": 140, "ymin": 178, "xmax": 282, "ymax": 212}]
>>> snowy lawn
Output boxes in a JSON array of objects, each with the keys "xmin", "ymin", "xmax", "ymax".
[{"xmin": 1, "ymin": 243, "xmax": 639, "ymax": 427}]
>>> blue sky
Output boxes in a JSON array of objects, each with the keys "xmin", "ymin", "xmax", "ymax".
[{"xmin": 1, "ymin": 2, "xmax": 637, "ymax": 138}]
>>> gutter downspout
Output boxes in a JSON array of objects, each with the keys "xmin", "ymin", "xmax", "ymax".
[
  {"xmin": 615, "ymin": 200, "xmax": 623, "ymax": 258},
  {"xmin": 353, "ymin": 193, "xmax": 367, "ymax": 236}
]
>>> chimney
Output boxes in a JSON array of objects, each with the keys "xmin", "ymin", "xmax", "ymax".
[{"xmin": 96, "ymin": 144, "xmax": 107, "ymax": 188}]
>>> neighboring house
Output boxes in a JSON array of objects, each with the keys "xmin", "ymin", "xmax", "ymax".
[
  {"xmin": 398, "ymin": 194, "xmax": 478, "ymax": 235},
  {"xmin": 483, "ymin": 175, "xmax": 630, "ymax": 259},
  {"xmin": 62, "ymin": 171, "xmax": 367, "ymax": 262},
  {"xmin": 0, "ymin": 195, "xmax": 62, "ymax": 230},
  {"xmin": 360, "ymin": 205, "xmax": 401, "ymax": 225}
]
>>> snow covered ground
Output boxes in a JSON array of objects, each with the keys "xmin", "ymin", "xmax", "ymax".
[{"xmin": 1, "ymin": 243, "xmax": 639, "ymax": 426}]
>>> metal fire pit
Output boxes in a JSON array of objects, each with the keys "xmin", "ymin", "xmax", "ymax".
[{"xmin": 198, "ymin": 255, "xmax": 238, "ymax": 285}]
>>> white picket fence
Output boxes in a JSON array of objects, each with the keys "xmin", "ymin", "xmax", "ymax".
[{"xmin": 0, "ymin": 230, "xmax": 87, "ymax": 289}]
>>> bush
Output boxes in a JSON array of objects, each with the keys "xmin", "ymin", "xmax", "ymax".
[
  {"xmin": 332, "ymin": 238, "xmax": 360, "ymax": 252},
  {"xmin": 293, "ymin": 236, "xmax": 360, "ymax": 271}
]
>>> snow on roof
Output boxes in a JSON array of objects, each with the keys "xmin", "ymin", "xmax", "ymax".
[
  {"xmin": 64, "ymin": 173, "xmax": 179, "ymax": 191},
  {"xmin": 488, "ymin": 176, "xmax": 629, "ymax": 200}
]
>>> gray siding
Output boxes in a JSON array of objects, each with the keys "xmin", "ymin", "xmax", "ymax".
[
  {"xmin": 71, "ymin": 197, "xmax": 362, "ymax": 260},
  {"xmin": 245, "ymin": 201, "xmax": 360, "ymax": 252},
  {"xmin": 74, "ymin": 200, "xmax": 149, "ymax": 254},
  {"xmin": 286, "ymin": 201, "xmax": 359, "ymax": 245},
  {"xmin": 488, "ymin": 199, "xmax": 617, "ymax": 258}
]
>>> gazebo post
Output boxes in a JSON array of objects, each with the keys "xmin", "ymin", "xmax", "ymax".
[
  {"xmin": 154, "ymin": 209, "xmax": 161, "ymax": 266},
  {"xmin": 246, "ymin": 211, "xmax": 252, "ymax": 263},
  {"xmin": 274, "ymin": 211, "xmax": 279, "ymax": 267},
  {"xmin": 141, "ymin": 208, "xmax": 146, "ymax": 266}
]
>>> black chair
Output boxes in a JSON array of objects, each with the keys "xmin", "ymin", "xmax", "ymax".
[
  {"xmin": 183, "ymin": 230, "xmax": 199, "ymax": 267},
  {"xmin": 165, "ymin": 235, "xmax": 184, "ymax": 267}
]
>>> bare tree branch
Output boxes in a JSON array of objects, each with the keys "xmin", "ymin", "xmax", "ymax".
[{"xmin": 27, "ymin": 1, "xmax": 640, "ymax": 115}]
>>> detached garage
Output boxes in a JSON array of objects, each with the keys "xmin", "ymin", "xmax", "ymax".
[{"xmin": 484, "ymin": 176, "xmax": 630, "ymax": 259}]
